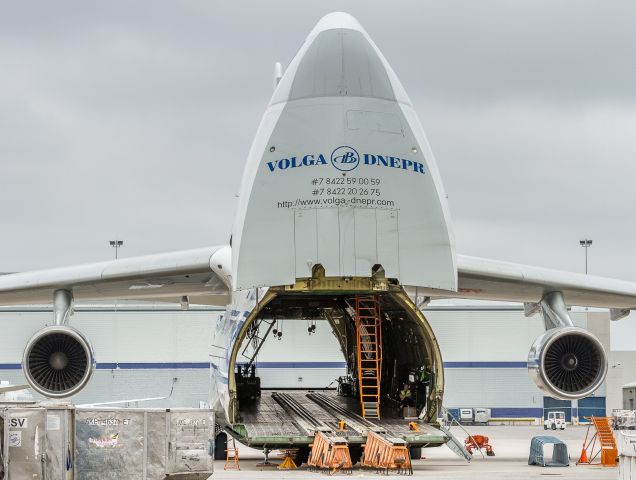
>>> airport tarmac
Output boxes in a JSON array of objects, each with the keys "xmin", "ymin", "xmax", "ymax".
[{"xmin": 211, "ymin": 425, "xmax": 618, "ymax": 479}]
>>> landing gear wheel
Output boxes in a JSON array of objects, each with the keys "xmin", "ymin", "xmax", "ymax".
[
  {"xmin": 349, "ymin": 446, "xmax": 363, "ymax": 465},
  {"xmin": 294, "ymin": 447, "xmax": 310, "ymax": 465},
  {"xmin": 409, "ymin": 447, "xmax": 422, "ymax": 460},
  {"xmin": 214, "ymin": 432, "xmax": 228, "ymax": 460}
]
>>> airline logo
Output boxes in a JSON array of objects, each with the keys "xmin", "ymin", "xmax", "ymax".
[
  {"xmin": 331, "ymin": 146, "xmax": 359, "ymax": 172},
  {"xmin": 265, "ymin": 145, "xmax": 425, "ymax": 175}
]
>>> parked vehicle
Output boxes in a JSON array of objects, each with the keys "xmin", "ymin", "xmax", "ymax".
[
  {"xmin": 612, "ymin": 409, "xmax": 636, "ymax": 430},
  {"xmin": 544, "ymin": 411, "xmax": 566, "ymax": 430},
  {"xmin": 474, "ymin": 408, "xmax": 491, "ymax": 425},
  {"xmin": 459, "ymin": 408, "xmax": 474, "ymax": 425}
]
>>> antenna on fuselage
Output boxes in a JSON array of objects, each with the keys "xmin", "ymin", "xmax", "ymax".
[{"xmin": 273, "ymin": 62, "xmax": 283, "ymax": 89}]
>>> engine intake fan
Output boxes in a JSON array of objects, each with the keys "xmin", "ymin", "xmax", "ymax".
[
  {"xmin": 528, "ymin": 326, "xmax": 607, "ymax": 400},
  {"xmin": 22, "ymin": 325, "xmax": 95, "ymax": 398}
]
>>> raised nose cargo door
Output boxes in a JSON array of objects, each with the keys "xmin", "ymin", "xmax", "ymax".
[
  {"xmin": 232, "ymin": 16, "xmax": 456, "ymax": 292},
  {"xmin": 293, "ymin": 207, "xmax": 399, "ymax": 279}
]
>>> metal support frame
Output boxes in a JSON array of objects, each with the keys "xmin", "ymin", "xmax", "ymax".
[
  {"xmin": 529, "ymin": 291, "xmax": 632, "ymax": 325},
  {"xmin": 53, "ymin": 289, "xmax": 74, "ymax": 326},
  {"xmin": 241, "ymin": 318, "xmax": 276, "ymax": 371},
  {"xmin": 610, "ymin": 308, "xmax": 630, "ymax": 322},
  {"xmin": 535, "ymin": 291, "xmax": 574, "ymax": 330},
  {"xmin": 255, "ymin": 448, "xmax": 274, "ymax": 466},
  {"xmin": 180, "ymin": 295, "xmax": 189, "ymax": 311}
]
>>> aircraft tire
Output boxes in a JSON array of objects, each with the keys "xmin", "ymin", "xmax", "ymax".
[
  {"xmin": 295, "ymin": 447, "xmax": 310, "ymax": 465},
  {"xmin": 349, "ymin": 446, "xmax": 363, "ymax": 465},
  {"xmin": 214, "ymin": 432, "xmax": 228, "ymax": 460},
  {"xmin": 410, "ymin": 447, "xmax": 422, "ymax": 459}
]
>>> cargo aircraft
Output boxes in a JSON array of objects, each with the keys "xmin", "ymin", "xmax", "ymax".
[{"xmin": 1, "ymin": 12, "xmax": 635, "ymax": 456}]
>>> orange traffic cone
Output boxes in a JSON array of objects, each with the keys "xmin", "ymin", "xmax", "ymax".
[{"xmin": 577, "ymin": 446, "xmax": 589, "ymax": 464}]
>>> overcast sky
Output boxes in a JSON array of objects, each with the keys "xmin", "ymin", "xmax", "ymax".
[{"xmin": 1, "ymin": 1, "xmax": 635, "ymax": 284}]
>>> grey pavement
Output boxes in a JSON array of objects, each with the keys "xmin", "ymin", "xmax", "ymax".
[{"xmin": 210, "ymin": 425, "xmax": 618, "ymax": 479}]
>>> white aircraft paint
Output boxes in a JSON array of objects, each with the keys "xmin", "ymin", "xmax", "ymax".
[{"xmin": 232, "ymin": 12, "xmax": 456, "ymax": 291}]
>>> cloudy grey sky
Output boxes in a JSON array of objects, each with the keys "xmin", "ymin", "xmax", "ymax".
[{"xmin": 1, "ymin": 0, "xmax": 635, "ymax": 283}]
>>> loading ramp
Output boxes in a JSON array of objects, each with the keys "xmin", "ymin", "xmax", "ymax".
[{"xmin": 230, "ymin": 390, "xmax": 448, "ymax": 450}]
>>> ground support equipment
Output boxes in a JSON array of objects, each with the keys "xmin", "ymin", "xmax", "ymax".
[
  {"xmin": 577, "ymin": 416, "xmax": 618, "ymax": 467},
  {"xmin": 307, "ymin": 431, "xmax": 353, "ymax": 474},
  {"xmin": 361, "ymin": 431, "xmax": 413, "ymax": 475},
  {"xmin": 278, "ymin": 450, "xmax": 298, "ymax": 470},
  {"xmin": 464, "ymin": 434, "xmax": 495, "ymax": 456},
  {"xmin": 224, "ymin": 439, "xmax": 240, "ymax": 470},
  {"xmin": 528, "ymin": 436, "xmax": 569, "ymax": 467}
]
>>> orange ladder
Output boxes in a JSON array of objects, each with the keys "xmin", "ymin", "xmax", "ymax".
[
  {"xmin": 355, "ymin": 295, "xmax": 382, "ymax": 419},
  {"xmin": 577, "ymin": 416, "xmax": 618, "ymax": 467},
  {"xmin": 224, "ymin": 438, "xmax": 240, "ymax": 470}
]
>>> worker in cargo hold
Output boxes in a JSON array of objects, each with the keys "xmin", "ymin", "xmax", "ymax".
[
  {"xmin": 416, "ymin": 367, "xmax": 432, "ymax": 411},
  {"xmin": 399, "ymin": 383, "xmax": 413, "ymax": 407},
  {"xmin": 418, "ymin": 367, "xmax": 431, "ymax": 385}
]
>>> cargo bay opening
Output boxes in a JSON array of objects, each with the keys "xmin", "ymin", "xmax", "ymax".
[{"xmin": 226, "ymin": 266, "xmax": 446, "ymax": 449}]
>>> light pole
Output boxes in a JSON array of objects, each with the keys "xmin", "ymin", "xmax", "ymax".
[
  {"xmin": 109, "ymin": 240, "xmax": 124, "ymax": 259},
  {"xmin": 579, "ymin": 239, "xmax": 592, "ymax": 274}
]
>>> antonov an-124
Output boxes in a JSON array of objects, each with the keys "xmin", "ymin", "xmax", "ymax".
[{"xmin": 1, "ymin": 12, "xmax": 635, "ymax": 458}]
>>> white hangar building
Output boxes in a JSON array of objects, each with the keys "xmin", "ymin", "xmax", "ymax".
[{"xmin": 0, "ymin": 302, "xmax": 633, "ymax": 422}]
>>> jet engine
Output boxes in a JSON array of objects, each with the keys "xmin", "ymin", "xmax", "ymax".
[
  {"xmin": 528, "ymin": 326, "xmax": 607, "ymax": 400},
  {"xmin": 22, "ymin": 325, "xmax": 95, "ymax": 398}
]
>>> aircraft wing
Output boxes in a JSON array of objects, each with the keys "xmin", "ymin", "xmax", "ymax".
[
  {"xmin": 0, "ymin": 384, "xmax": 29, "ymax": 394},
  {"xmin": 76, "ymin": 396, "xmax": 166, "ymax": 407},
  {"xmin": 411, "ymin": 254, "xmax": 636, "ymax": 315},
  {"xmin": 0, "ymin": 246, "xmax": 231, "ymax": 307}
]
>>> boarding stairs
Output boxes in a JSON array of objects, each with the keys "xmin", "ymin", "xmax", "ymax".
[
  {"xmin": 355, "ymin": 295, "xmax": 382, "ymax": 419},
  {"xmin": 577, "ymin": 416, "xmax": 618, "ymax": 467},
  {"xmin": 438, "ymin": 406, "xmax": 475, "ymax": 462}
]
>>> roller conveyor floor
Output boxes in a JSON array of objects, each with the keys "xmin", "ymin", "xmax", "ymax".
[{"xmin": 232, "ymin": 390, "xmax": 448, "ymax": 448}]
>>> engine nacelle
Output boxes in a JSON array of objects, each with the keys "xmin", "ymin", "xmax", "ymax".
[
  {"xmin": 22, "ymin": 325, "xmax": 95, "ymax": 398},
  {"xmin": 528, "ymin": 326, "xmax": 607, "ymax": 400}
]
